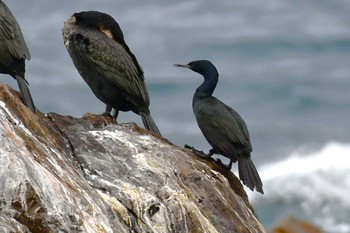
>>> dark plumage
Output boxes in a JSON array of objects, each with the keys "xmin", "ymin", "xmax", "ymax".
[
  {"xmin": 62, "ymin": 11, "xmax": 160, "ymax": 135},
  {"xmin": 175, "ymin": 60, "xmax": 263, "ymax": 194},
  {"xmin": 0, "ymin": 0, "xmax": 35, "ymax": 111}
]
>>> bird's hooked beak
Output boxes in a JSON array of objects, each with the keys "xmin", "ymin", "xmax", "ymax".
[{"xmin": 174, "ymin": 63, "xmax": 190, "ymax": 69}]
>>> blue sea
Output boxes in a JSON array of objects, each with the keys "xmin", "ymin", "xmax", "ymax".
[{"xmin": 3, "ymin": 1, "xmax": 350, "ymax": 232}]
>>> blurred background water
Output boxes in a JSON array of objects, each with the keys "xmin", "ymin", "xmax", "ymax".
[{"xmin": 2, "ymin": 0, "xmax": 350, "ymax": 232}]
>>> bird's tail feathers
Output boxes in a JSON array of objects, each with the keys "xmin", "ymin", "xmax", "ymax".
[
  {"xmin": 140, "ymin": 112, "xmax": 161, "ymax": 136},
  {"xmin": 238, "ymin": 157, "xmax": 264, "ymax": 194},
  {"xmin": 15, "ymin": 75, "xmax": 36, "ymax": 112}
]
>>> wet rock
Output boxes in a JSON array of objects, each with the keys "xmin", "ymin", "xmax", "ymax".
[
  {"xmin": 0, "ymin": 82, "xmax": 266, "ymax": 232},
  {"xmin": 272, "ymin": 216, "xmax": 324, "ymax": 233}
]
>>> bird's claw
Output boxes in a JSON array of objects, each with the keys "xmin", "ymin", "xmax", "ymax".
[{"xmin": 184, "ymin": 144, "xmax": 211, "ymax": 158}]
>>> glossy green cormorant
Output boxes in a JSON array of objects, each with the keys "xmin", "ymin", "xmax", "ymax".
[
  {"xmin": 175, "ymin": 60, "xmax": 263, "ymax": 194},
  {"xmin": 62, "ymin": 11, "xmax": 160, "ymax": 135},
  {"xmin": 0, "ymin": 0, "xmax": 35, "ymax": 111}
]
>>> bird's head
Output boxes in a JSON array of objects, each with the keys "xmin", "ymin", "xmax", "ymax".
[
  {"xmin": 72, "ymin": 11, "xmax": 125, "ymax": 43},
  {"xmin": 174, "ymin": 60, "xmax": 218, "ymax": 77}
]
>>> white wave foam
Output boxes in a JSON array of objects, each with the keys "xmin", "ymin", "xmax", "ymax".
[
  {"xmin": 250, "ymin": 142, "xmax": 350, "ymax": 233},
  {"xmin": 261, "ymin": 142, "xmax": 350, "ymax": 180}
]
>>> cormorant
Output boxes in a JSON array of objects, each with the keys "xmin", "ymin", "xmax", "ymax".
[
  {"xmin": 0, "ymin": 0, "xmax": 35, "ymax": 111},
  {"xmin": 175, "ymin": 60, "xmax": 263, "ymax": 194},
  {"xmin": 62, "ymin": 11, "xmax": 160, "ymax": 135}
]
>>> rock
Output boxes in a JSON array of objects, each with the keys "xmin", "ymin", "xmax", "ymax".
[
  {"xmin": 272, "ymin": 216, "xmax": 324, "ymax": 233},
  {"xmin": 0, "ymin": 82, "xmax": 267, "ymax": 233}
]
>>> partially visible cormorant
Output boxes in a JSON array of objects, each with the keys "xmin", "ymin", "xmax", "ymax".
[
  {"xmin": 175, "ymin": 60, "xmax": 263, "ymax": 194},
  {"xmin": 62, "ymin": 11, "xmax": 160, "ymax": 135},
  {"xmin": 0, "ymin": 0, "xmax": 35, "ymax": 111}
]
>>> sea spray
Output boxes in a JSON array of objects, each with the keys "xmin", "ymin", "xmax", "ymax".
[{"xmin": 250, "ymin": 142, "xmax": 350, "ymax": 233}]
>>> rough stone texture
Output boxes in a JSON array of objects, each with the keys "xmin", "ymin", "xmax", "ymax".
[{"xmin": 0, "ymin": 82, "xmax": 266, "ymax": 233}]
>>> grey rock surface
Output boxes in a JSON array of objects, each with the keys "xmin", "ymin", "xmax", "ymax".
[{"xmin": 0, "ymin": 82, "xmax": 266, "ymax": 233}]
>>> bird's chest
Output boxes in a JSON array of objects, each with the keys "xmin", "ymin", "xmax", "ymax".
[{"xmin": 192, "ymin": 99, "xmax": 217, "ymax": 124}]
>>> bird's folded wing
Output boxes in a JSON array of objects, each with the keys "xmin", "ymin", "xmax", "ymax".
[
  {"xmin": 0, "ymin": 6, "xmax": 30, "ymax": 60},
  {"xmin": 226, "ymin": 106, "xmax": 251, "ymax": 144},
  {"xmin": 199, "ymin": 100, "xmax": 251, "ymax": 149},
  {"xmin": 73, "ymin": 31, "xmax": 149, "ymax": 102},
  {"xmin": 0, "ymin": 13, "xmax": 14, "ymax": 40}
]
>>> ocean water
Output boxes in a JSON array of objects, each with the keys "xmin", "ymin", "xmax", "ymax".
[{"xmin": 2, "ymin": 0, "xmax": 350, "ymax": 232}]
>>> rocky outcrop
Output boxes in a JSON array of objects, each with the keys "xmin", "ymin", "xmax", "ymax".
[
  {"xmin": 0, "ymin": 82, "xmax": 266, "ymax": 233},
  {"xmin": 272, "ymin": 216, "xmax": 324, "ymax": 233}
]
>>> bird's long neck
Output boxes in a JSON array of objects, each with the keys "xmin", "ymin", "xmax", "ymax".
[{"xmin": 194, "ymin": 70, "xmax": 218, "ymax": 99}]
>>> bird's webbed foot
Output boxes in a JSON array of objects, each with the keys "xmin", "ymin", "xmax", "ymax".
[{"xmin": 184, "ymin": 144, "xmax": 213, "ymax": 159}]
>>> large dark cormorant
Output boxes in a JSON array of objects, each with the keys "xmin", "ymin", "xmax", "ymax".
[
  {"xmin": 62, "ymin": 11, "xmax": 160, "ymax": 135},
  {"xmin": 0, "ymin": 0, "xmax": 35, "ymax": 111},
  {"xmin": 175, "ymin": 60, "xmax": 263, "ymax": 194}
]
